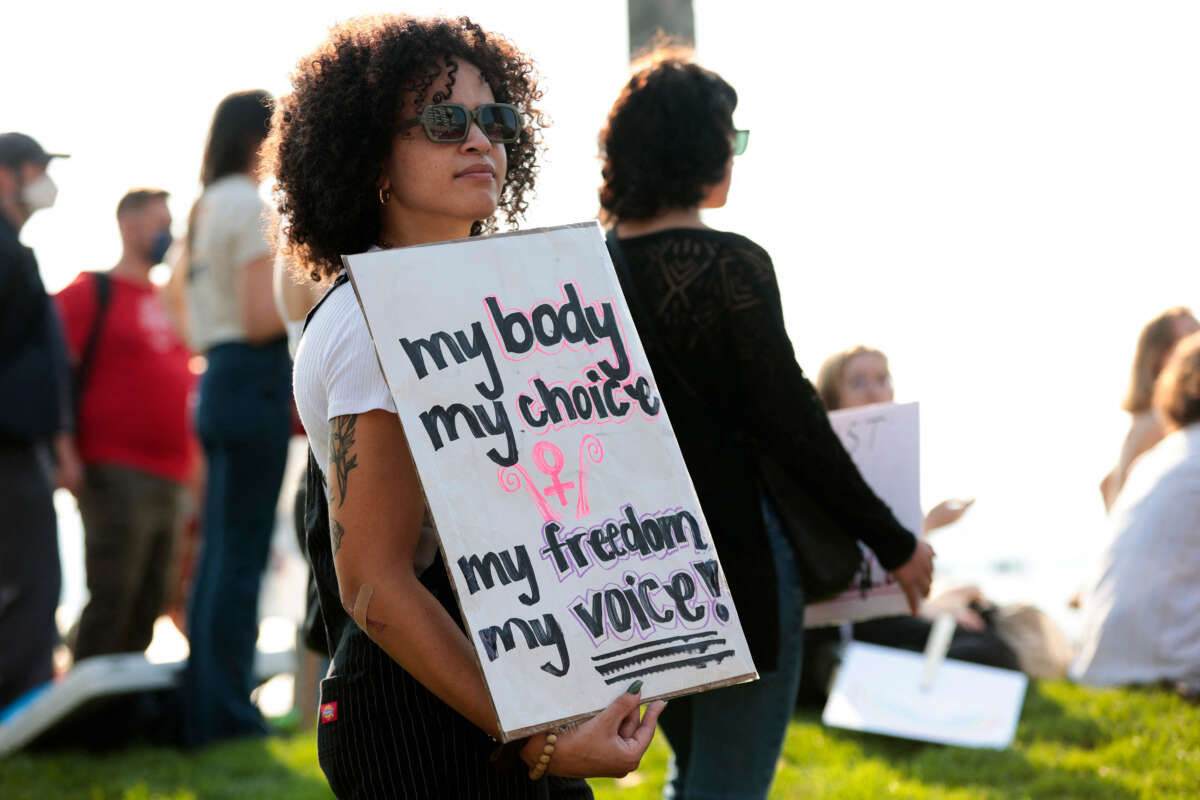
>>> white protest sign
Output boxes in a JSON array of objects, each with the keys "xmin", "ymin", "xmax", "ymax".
[
  {"xmin": 344, "ymin": 221, "xmax": 756, "ymax": 740},
  {"xmin": 823, "ymin": 642, "xmax": 1028, "ymax": 749},
  {"xmin": 804, "ymin": 401, "xmax": 922, "ymax": 627}
]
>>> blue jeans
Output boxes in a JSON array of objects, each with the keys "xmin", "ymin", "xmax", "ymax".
[
  {"xmin": 181, "ymin": 339, "xmax": 291, "ymax": 747},
  {"xmin": 658, "ymin": 494, "xmax": 805, "ymax": 800}
]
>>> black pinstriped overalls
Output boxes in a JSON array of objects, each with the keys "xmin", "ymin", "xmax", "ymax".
[{"xmin": 301, "ymin": 275, "xmax": 592, "ymax": 799}]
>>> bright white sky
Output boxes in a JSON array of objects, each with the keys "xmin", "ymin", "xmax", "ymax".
[{"xmin": 6, "ymin": 1, "xmax": 1200, "ymax": 608}]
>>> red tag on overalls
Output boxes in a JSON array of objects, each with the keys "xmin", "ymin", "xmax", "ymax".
[{"xmin": 320, "ymin": 701, "xmax": 338, "ymax": 724}]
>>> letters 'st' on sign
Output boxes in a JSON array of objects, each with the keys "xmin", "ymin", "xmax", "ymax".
[
  {"xmin": 344, "ymin": 221, "xmax": 757, "ymax": 740},
  {"xmin": 804, "ymin": 401, "xmax": 923, "ymax": 628}
]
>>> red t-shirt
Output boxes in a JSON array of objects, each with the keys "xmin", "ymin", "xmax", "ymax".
[{"xmin": 55, "ymin": 272, "xmax": 197, "ymax": 483}]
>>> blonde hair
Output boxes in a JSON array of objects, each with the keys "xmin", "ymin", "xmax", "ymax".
[
  {"xmin": 1153, "ymin": 331, "xmax": 1200, "ymax": 430},
  {"xmin": 1123, "ymin": 307, "xmax": 1198, "ymax": 413},
  {"xmin": 816, "ymin": 345, "xmax": 888, "ymax": 411}
]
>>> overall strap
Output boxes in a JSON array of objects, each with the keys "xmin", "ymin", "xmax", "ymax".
[
  {"xmin": 301, "ymin": 272, "xmax": 350, "ymax": 336},
  {"xmin": 303, "ymin": 445, "xmax": 342, "ymax": 657},
  {"xmin": 298, "ymin": 271, "xmax": 351, "ymax": 658}
]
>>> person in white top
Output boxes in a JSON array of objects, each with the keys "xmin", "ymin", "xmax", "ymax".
[
  {"xmin": 1100, "ymin": 307, "xmax": 1200, "ymax": 511},
  {"xmin": 177, "ymin": 89, "xmax": 291, "ymax": 748},
  {"xmin": 1073, "ymin": 331, "xmax": 1200, "ymax": 688},
  {"xmin": 265, "ymin": 14, "xmax": 663, "ymax": 798}
]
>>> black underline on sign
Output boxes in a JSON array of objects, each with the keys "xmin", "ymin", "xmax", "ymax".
[
  {"xmin": 600, "ymin": 650, "xmax": 736, "ymax": 684},
  {"xmin": 594, "ymin": 639, "xmax": 729, "ymax": 676},
  {"xmin": 591, "ymin": 631, "xmax": 720, "ymax": 662}
]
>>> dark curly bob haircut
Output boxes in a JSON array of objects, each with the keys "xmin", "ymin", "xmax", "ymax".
[
  {"xmin": 263, "ymin": 14, "xmax": 543, "ymax": 280},
  {"xmin": 598, "ymin": 49, "xmax": 737, "ymax": 222}
]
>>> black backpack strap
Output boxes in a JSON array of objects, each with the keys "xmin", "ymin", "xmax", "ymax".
[{"xmin": 74, "ymin": 271, "xmax": 112, "ymax": 399}]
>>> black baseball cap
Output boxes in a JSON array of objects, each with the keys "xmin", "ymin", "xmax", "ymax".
[{"xmin": 0, "ymin": 132, "xmax": 70, "ymax": 169}]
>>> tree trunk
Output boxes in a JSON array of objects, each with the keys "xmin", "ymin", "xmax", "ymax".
[{"xmin": 627, "ymin": 0, "xmax": 695, "ymax": 60}]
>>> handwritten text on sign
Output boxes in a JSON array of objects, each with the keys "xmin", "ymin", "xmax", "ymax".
[
  {"xmin": 804, "ymin": 401, "xmax": 923, "ymax": 627},
  {"xmin": 345, "ymin": 222, "xmax": 756, "ymax": 739}
]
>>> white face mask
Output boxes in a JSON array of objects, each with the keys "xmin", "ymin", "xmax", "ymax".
[{"xmin": 22, "ymin": 174, "xmax": 58, "ymax": 211}]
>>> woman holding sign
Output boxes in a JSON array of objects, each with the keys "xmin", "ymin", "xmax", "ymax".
[
  {"xmin": 811, "ymin": 345, "xmax": 1022, "ymax": 680},
  {"xmin": 265, "ymin": 15, "xmax": 664, "ymax": 799},
  {"xmin": 816, "ymin": 346, "xmax": 977, "ymax": 535},
  {"xmin": 599, "ymin": 50, "xmax": 935, "ymax": 798}
]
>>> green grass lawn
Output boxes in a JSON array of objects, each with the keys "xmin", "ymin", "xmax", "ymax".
[{"xmin": 2, "ymin": 682, "xmax": 1197, "ymax": 799}]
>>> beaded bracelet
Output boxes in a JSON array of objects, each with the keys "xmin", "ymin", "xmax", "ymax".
[{"xmin": 527, "ymin": 730, "xmax": 559, "ymax": 781}]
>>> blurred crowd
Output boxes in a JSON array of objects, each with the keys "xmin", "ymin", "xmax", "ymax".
[{"xmin": 1, "ymin": 11, "xmax": 1197, "ymax": 797}]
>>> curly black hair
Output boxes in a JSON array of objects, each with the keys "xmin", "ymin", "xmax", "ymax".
[
  {"xmin": 264, "ymin": 14, "xmax": 543, "ymax": 280},
  {"xmin": 598, "ymin": 50, "xmax": 737, "ymax": 222}
]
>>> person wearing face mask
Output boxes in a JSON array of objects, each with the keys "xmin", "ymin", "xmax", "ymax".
[
  {"xmin": 0, "ymin": 131, "xmax": 76, "ymax": 711},
  {"xmin": 53, "ymin": 188, "xmax": 199, "ymax": 662}
]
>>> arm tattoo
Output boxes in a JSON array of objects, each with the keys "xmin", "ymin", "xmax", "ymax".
[
  {"xmin": 331, "ymin": 519, "xmax": 345, "ymax": 554},
  {"xmin": 329, "ymin": 414, "xmax": 359, "ymax": 508}
]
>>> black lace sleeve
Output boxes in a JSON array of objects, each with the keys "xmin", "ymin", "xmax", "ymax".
[{"xmin": 717, "ymin": 242, "xmax": 918, "ymax": 570}]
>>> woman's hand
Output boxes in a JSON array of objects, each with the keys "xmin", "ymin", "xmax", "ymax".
[
  {"xmin": 519, "ymin": 683, "xmax": 667, "ymax": 779},
  {"xmin": 922, "ymin": 498, "xmax": 974, "ymax": 534},
  {"xmin": 892, "ymin": 540, "xmax": 936, "ymax": 614},
  {"xmin": 920, "ymin": 584, "xmax": 986, "ymax": 631}
]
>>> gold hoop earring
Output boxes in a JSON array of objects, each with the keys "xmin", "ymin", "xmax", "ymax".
[{"xmin": 379, "ymin": 187, "xmax": 391, "ymax": 205}]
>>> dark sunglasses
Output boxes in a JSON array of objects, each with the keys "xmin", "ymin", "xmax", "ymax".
[
  {"xmin": 733, "ymin": 129, "xmax": 750, "ymax": 156},
  {"xmin": 399, "ymin": 102, "xmax": 523, "ymax": 144}
]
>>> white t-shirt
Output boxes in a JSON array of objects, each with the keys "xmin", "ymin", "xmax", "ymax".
[
  {"xmin": 1071, "ymin": 424, "xmax": 1200, "ymax": 686},
  {"xmin": 293, "ymin": 277, "xmax": 439, "ymax": 575},
  {"xmin": 185, "ymin": 174, "xmax": 273, "ymax": 352}
]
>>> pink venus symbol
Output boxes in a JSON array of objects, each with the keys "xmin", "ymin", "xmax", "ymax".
[{"xmin": 497, "ymin": 436, "xmax": 606, "ymax": 522}]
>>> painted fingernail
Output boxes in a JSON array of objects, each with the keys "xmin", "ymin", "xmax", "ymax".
[{"xmin": 627, "ymin": 680, "xmax": 643, "ymax": 694}]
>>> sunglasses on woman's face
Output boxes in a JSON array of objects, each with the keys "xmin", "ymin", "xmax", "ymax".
[
  {"xmin": 399, "ymin": 102, "xmax": 523, "ymax": 144},
  {"xmin": 733, "ymin": 129, "xmax": 750, "ymax": 156}
]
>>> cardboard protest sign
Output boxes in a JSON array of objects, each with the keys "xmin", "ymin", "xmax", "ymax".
[
  {"xmin": 823, "ymin": 642, "xmax": 1028, "ymax": 749},
  {"xmin": 344, "ymin": 221, "xmax": 756, "ymax": 740},
  {"xmin": 804, "ymin": 402, "xmax": 923, "ymax": 627}
]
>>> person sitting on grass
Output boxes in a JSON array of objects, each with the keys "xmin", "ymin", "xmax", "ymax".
[
  {"xmin": 798, "ymin": 345, "xmax": 1020, "ymax": 708},
  {"xmin": 1100, "ymin": 307, "xmax": 1199, "ymax": 512},
  {"xmin": 1073, "ymin": 331, "xmax": 1200, "ymax": 693},
  {"xmin": 816, "ymin": 345, "xmax": 974, "ymax": 535}
]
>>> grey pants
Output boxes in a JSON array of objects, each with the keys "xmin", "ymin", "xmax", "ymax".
[
  {"xmin": 0, "ymin": 441, "xmax": 60, "ymax": 709},
  {"xmin": 72, "ymin": 464, "xmax": 186, "ymax": 661}
]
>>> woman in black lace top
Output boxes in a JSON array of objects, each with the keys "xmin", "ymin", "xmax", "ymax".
[{"xmin": 600, "ymin": 49, "xmax": 935, "ymax": 799}]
